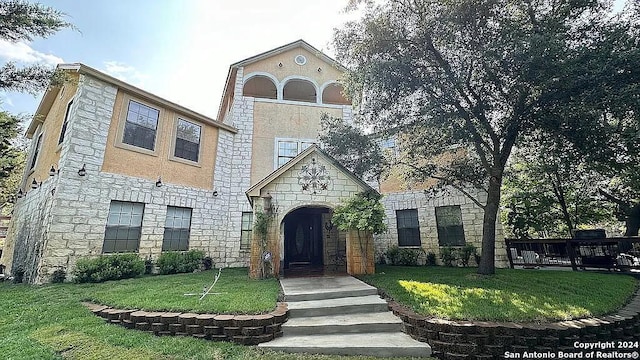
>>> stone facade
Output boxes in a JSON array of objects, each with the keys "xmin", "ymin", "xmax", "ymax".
[
  {"xmin": 1, "ymin": 41, "xmax": 505, "ymax": 283},
  {"xmin": 376, "ymin": 188, "xmax": 508, "ymax": 267},
  {"xmin": 246, "ymin": 148, "xmax": 373, "ymax": 277},
  {"xmin": 4, "ymin": 74, "xmax": 243, "ymax": 283}
]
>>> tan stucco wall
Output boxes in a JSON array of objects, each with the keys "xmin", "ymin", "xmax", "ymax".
[
  {"xmin": 24, "ymin": 78, "xmax": 79, "ymax": 189},
  {"xmin": 101, "ymin": 90, "xmax": 218, "ymax": 189},
  {"xmin": 243, "ymin": 47, "xmax": 344, "ymax": 86},
  {"xmin": 251, "ymin": 102, "xmax": 341, "ymax": 184}
]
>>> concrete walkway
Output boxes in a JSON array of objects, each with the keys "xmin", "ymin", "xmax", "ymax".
[{"xmin": 259, "ymin": 275, "xmax": 432, "ymax": 357}]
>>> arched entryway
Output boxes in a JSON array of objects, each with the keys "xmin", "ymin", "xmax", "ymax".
[{"xmin": 281, "ymin": 206, "xmax": 346, "ymax": 276}]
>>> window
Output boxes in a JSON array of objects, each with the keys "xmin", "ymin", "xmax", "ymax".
[
  {"xmin": 436, "ymin": 205, "xmax": 465, "ymax": 246},
  {"xmin": 58, "ymin": 99, "xmax": 73, "ymax": 145},
  {"xmin": 276, "ymin": 139, "xmax": 314, "ymax": 168},
  {"xmin": 162, "ymin": 206, "xmax": 192, "ymax": 251},
  {"xmin": 103, "ymin": 201, "xmax": 144, "ymax": 253},
  {"xmin": 122, "ymin": 100, "xmax": 159, "ymax": 151},
  {"xmin": 174, "ymin": 119, "xmax": 201, "ymax": 162},
  {"xmin": 241, "ymin": 212, "xmax": 253, "ymax": 250},
  {"xmin": 29, "ymin": 133, "xmax": 43, "ymax": 170},
  {"xmin": 396, "ymin": 209, "xmax": 421, "ymax": 247}
]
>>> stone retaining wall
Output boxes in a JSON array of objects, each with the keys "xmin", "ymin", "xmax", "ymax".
[
  {"xmin": 84, "ymin": 302, "xmax": 288, "ymax": 345},
  {"xmin": 384, "ymin": 289, "xmax": 640, "ymax": 359}
]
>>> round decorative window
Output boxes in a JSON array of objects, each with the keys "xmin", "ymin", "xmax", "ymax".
[{"xmin": 294, "ymin": 55, "xmax": 307, "ymax": 65}]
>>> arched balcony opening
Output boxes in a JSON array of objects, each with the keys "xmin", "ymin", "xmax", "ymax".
[
  {"xmin": 283, "ymin": 79, "xmax": 317, "ymax": 103},
  {"xmin": 243, "ymin": 75, "xmax": 277, "ymax": 99},
  {"xmin": 322, "ymin": 83, "xmax": 350, "ymax": 105}
]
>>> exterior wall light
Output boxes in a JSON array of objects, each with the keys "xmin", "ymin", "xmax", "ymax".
[
  {"xmin": 31, "ymin": 178, "xmax": 39, "ymax": 189},
  {"xmin": 49, "ymin": 165, "xmax": 56, "ymax": 176},
  {"xmin": 17, "ymin": 189, "xmax": 23, "ymax": 198},
  {"xmin": 155, "ymin": 177, "xmax": 162, "ymax": 187},
  {"xmin": 78, "ymin": 164, "xmax": 86, "ymax": 177}
]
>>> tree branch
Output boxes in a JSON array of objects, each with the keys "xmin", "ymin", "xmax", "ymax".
[
  {"xmin": 599, "ymin": 188, "xmax": 631, "ymax": 212},
  {"xmin": 397, "ymin": 160, "xmax": 487, "ymax": 209}
]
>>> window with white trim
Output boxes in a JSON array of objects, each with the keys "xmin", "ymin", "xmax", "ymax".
[
  {"xmin": 174, "ymin": 119, "xmax": 201, "ymax": 162},
  {"xmin": 122, "ymin": 100, "xmax": 159, "ymax": 151},
  {"xmin": 162, "ymin": 206, "xmax": 192, "ymax": 251},
  {"xmin": 275, "ymin": 138, "xmax": 315, "ymax": 168},
  {"xmin": 103, "ymin": 201, "xmax": 144, "ymax": 253}
]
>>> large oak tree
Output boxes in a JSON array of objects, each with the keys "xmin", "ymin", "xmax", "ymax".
[{"xmin": 331, "ymin": 0, "xmax": 639, "ymax": 274}]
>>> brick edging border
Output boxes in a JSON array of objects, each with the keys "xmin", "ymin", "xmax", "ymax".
[
  {"xmin": 83, "ymin": 302, "xmax": 288, "ymax": 345},
  {"xmin": 380, "ymin": 288, "xmax": 640, "ymax": 359}
]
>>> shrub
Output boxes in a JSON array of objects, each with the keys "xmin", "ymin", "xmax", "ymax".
[
  {"xmin": 474, "ymin": 253, "xmax": 481, "ymax": 266},
  {"xmin": 144, "ymin": 258, "xmax": 154, "ymax": 275},
  {"xmin": 459, "ymin": 244, "xmax": 478, "ymax": 267},
  {"xmin": 73, "ymin": 254, "xmax": 144, "ymax": 283},
  {"xmin": 51, "ymin": 269, "xmax": 66, "ymax": 283},
  {"xmin": 425, "ymin": 252, "xmax": 437, "ymax": 266},
  {"xmin": 385, "ymin": 246, "xmax": 421, "ymax": 266},
  {"xmin": 440, "ymin": 247, "xmax": 458, "ymax": 267},
  {"xmin": 202, "ymin": 256, "xmax": 213, "ymax": 270},
  {"xmin": 385, "ymin": 246, "xmax": 399, "ymax": 264},
  {"xmin": 157, "ymin": 250, "xmax": 205, "ymax": 275}
]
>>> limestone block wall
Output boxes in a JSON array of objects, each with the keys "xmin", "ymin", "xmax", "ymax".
[
  {"xmin": 377, "ymin": 188, "xmax": 508, "ymax": 267},
  {"xmin": 5, "ymin": 74, "xmax": 251, "ymax": 283},
  {"xmin": 213, "ymin": 66, "xmax": 255, "ymax": 268},
  {"xmin": 2, "ymin": 177, "xmax": 58, "ymax": 283}
]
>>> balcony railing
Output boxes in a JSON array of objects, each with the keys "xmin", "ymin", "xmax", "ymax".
[{"xmin": 505, "ymin": 237, "xmax": 640, "ymax": 272}]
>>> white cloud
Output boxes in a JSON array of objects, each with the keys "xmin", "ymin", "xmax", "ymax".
[
  {"xmin": 0, "ymin": 40, "xmax": 63, "ymax": 65},
  {"xmin": 102, "ymin": 61, "xmax": 149, "ymax": 88}
]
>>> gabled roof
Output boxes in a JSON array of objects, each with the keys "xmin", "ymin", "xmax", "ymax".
[
  {"xmin": 231, "ymin": 39, "xmax": 346, "ymax": 70},
  {"xmin": 245, "ymin": 144, "xmax": 377, "ymax": 205},
  {"xmin": 26, "ymin": 63, "xmax": 238, "ymax": 138},
  {"xmin": 216, "ymin": 39, "xmax": 347, "ymax": 120}
]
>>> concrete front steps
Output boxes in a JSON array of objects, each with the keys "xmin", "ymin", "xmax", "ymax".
[{"xmin": 259, "ymin": 276, "xmax": 432, "ymax": 358}]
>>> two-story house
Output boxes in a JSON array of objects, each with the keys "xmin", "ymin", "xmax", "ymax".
[{"xmin": 1, "ymin": 40, "xmax": 506, "ymax": 283}]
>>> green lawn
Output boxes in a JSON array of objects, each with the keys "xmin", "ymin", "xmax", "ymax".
[
  {"xmin": 360, "ymin": 265, "xmax": 639, "ymax": 322},
  {"xmin": 0, "ymin": 268, "xmax": 429, "ymax": 360},
  {"xmin": 82, "ymin": 268, "xmax": 280, "ymax": 314}
]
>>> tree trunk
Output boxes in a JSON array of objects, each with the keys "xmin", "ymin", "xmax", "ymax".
[
  {"xmin": 550, "ymin": 170, "xmax": 574, "ymax": 237},
  {"xmin": 624, "ymin": 203, "xmax": 640, "ymax": 236},
  {"xmin": 478, "ymin": 176, "xmax": 501, "ymax": 275}
]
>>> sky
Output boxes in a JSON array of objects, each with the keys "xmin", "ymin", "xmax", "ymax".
[
  {"xmin": 0, "ymin": 0, "xmax": 628, "ymax": 122},
  {"xmin": 0, "ymin": 0, "xmax": 358, "ymax": 119}
]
